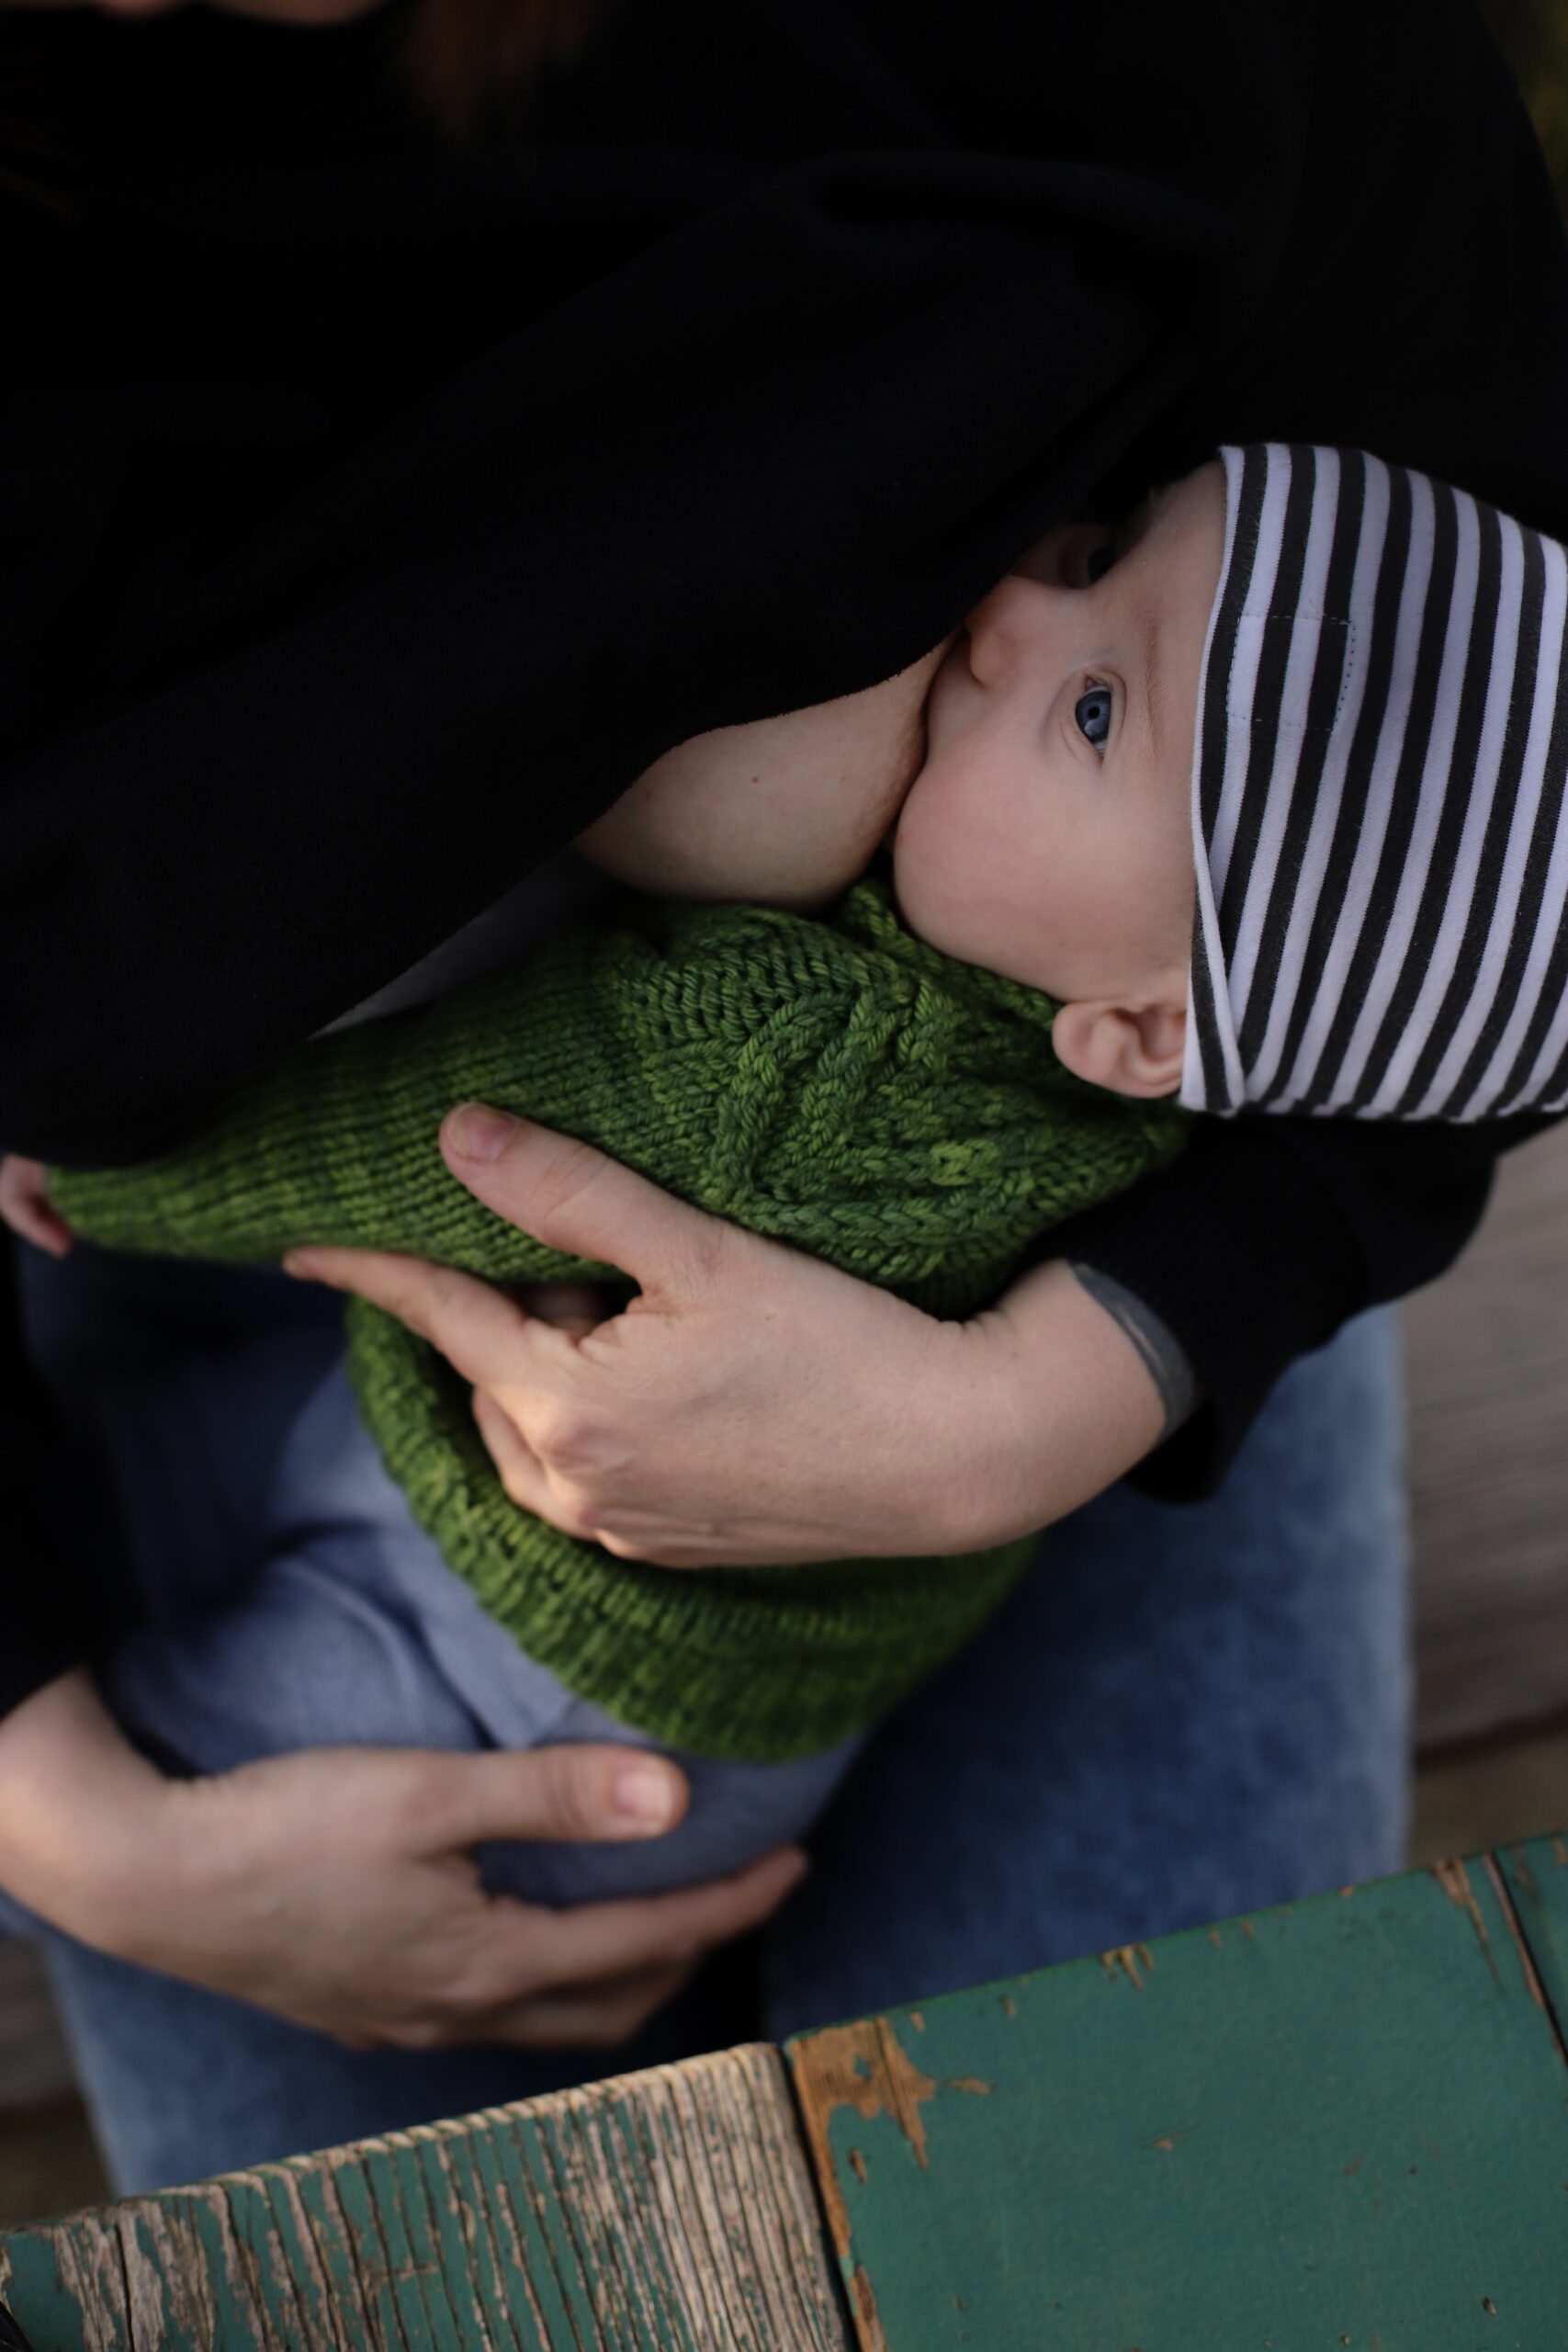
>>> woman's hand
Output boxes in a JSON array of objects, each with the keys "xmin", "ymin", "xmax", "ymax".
[
  {"xmin": 0, "ymin": 1671, "xmax": 806, "ymax": 2052},
  {"xmin": 284, "ymin": 1106, "xmax": 1170, "ymax": 1567}
]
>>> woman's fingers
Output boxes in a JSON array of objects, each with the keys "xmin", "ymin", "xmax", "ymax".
[
  {"xmin": 470, "ymin": 1385, "xmax": 559, "ymax": 1519},
  {"xmin": 439, "ymin": 1107, "xmax": 736, "ymax": 1303},
  {"xmin": 475, "ymin": 1962, "xmax": 696, "ymax": 2051},
  {"xmin": 357, "ymin": 1848, "xmax": 808, "ymax": 2045},
  {"xmin": 450, "ymin": 1847, "xmax": 809, "ymax": 2021},
  {"xmin": 372, "ymin": 1962, "xmax": 696, "ymax": 2054},
  {"xmin": 408, "ymin": 1742, "xmax": 692, "ymax": 1850},
  {"xmin": 283, "ymin": 1247, "xmax": 568, "ymax": 1396},
  {"xmin": 468, "ymin": 1385, "xmax": 620, "ymax": 1547}
]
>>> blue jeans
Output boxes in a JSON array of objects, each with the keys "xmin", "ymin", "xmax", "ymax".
[
  {"xmin": 11, "ymin": 1245, "xmax": 861, "ymax": 1905},
  {"xmin": 6, "ymin": 1244, "xmax": 1409, "ymax": 2194}
]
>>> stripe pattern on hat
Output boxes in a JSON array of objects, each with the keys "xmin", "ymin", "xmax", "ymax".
[{"xmin": 1180, "ymin": 443, "xmax": 1568, "ymax": 1121}]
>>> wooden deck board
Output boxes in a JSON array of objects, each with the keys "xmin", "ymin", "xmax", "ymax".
[
  {"xmin": 0, "ymin": 2044, "xmax": 850, "ymax": 2352},
  {"xmin": 788, "ymin": 1845, "xmax": 1568, "ymax": 2350},
  {"xmin": 1407, "ymin": 1122, "xmax": 1568, "ymax": 1747},
  {"xmin": 10, "ymin": 1846, "xmax": 1568, "ymax": 2346}
]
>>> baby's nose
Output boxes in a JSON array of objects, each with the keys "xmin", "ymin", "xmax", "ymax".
[{"xmin": 963, "ymin": 571, "xmax": 1068, "ymax": 685}]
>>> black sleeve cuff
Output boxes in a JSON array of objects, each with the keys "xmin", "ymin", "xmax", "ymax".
[{"xmin": 1039, "ymin": 1111, "xmax": 1524, "ymax": 1502}]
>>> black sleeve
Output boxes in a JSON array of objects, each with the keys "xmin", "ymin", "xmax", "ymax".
[
  {"xmin": 0, "ymin": 1242, "xmax": 107, "ymax": 1713},
  {"xmin": 0, "ymin": 0, "xmax": 1321, "ymax": 1159},
  {"xmin": 3, "ymin": 0, "xmax": 1566, "ymax": 1694},
  {"xmin": 1048, "ymin": 1109, "xmax": 1552, "ymax": 1499}
]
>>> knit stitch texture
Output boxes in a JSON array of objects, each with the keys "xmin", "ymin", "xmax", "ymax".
[{"xmin": 51, "ymin": 880, "xmax": 1187, "ymax": 1759}]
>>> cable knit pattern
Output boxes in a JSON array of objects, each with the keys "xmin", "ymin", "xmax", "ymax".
[{"xmin": 50, "ymin": 880, "xmax": 1186, "ymax": 1759}]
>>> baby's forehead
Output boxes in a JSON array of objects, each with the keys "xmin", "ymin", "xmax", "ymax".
[{"xmin": 1113, "ymin": 464, "xmax": 1228, "ymax": 788}]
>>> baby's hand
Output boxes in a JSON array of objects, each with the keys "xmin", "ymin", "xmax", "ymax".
[{"xmin": 0, "ymin": 1156, "xmax": 73, "ymax": 1257}]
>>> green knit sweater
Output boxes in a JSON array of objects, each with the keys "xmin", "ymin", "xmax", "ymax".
[{"xmin": 50, "ymin": 880, "xmax": 1186, "ymax": 1761}]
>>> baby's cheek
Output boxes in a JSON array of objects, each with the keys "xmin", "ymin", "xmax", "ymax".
[
  {"xmin": 889, "ymin": 777, "xmax": 966, "ymax": 952},
  {"xmin": 891, "ymin": 818, "xmax": 1003, "ymax": 979}
]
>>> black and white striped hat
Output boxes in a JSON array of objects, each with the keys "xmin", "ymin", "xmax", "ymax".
[{"xmin": 1182, "ymin": 443, "xmax": 1568, "ymax": 1120}]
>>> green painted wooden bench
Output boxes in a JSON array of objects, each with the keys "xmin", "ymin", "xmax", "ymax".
[{"xmin": 5, "ymin": 1833, "xmax": 1567, "ymax": 2349}]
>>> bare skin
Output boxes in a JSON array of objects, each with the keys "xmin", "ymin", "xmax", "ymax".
[
  {"xmin": 0, "ymin": 1670, "xmax": 806, "ymax": 2051},
  {"xmin": 577, "ymin": 639, "xmax": 954, "ymax": 910}
]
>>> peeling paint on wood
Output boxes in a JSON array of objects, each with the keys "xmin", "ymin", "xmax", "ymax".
[
  {"xmin": 847, "ymin": 2268, "xmax": 885, "ymax": 2352},
  {"xmin": 1480, "ymin": 1852, "xmax": 1553, "ymax": 2019},
  {"xmin": 15, "ymin": 1843, "xmax": 1568, "ymax": 2351},
  {"xmin": 0, "ymin": 2045, "xmax": 849, "ymax": 2352},
  {"xmin": 787, "ymin": 2019, "xmax": 939, "ymax": 2274},
  {"xmin": 1432, "ymin": 1856, "xmax": 1500, "ymax": 1981},
  {"xmin": 787, "ymin": 1842, "xmax": 1568, "ymax": 2350},
  {"xmin": 1498, "ymin": 1832, "xmax": 1568, "ymax": 2061}
]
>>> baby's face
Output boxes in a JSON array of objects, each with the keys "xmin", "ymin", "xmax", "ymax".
[{"xmin": 894, "ymin": 462, "xmax": 1225, "ymax": 1019}]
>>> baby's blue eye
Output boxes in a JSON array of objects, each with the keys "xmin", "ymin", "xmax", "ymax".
[{"xmin": 1075, "ymin": 684, "xmax": 1112, "ymax": 752}]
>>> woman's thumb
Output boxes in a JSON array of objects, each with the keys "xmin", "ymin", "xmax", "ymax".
[{"xmin": 415, "ymin": 1743, "xmax": 690, "ymax": 1851}]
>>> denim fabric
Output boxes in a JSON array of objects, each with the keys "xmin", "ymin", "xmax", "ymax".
[
  {"xmin": 10, "ymin": 1244, "xmax": 863, "ymax": 1906},
  {"xmin": 3, "ymin": 1238, "xmax": 1407, "ymax": 2193},
  {"xmin": 761, "ymin": 1299, "xmax": 1410, "ymax": 2036}
]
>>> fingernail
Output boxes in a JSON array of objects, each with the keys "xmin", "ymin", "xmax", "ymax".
[
  {"xmin": 281, "ymin": 1250, "xmax": 318, "ymax": 1279},
  {"xmin": 446, "ymin": 1104, "xmax": 517, "ymax": 1163},
  {"xmin": 614, "ymin": 1765, "xmax": 678, "ymax": 1831}
]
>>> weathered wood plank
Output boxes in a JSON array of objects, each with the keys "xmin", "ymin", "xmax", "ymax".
[
  {"xmin": 0, "ymin": 2043, "xmax": 850, "ymax": 2352},
  {"xmin": 1406, "ymin": 1121, "xmax": 1568, "ymax": 1747},
  {"xmin": 1495, "ymin": 1829, "xmax": 1568, "ymax": 2029},
  {"xmin": 788, "ymin": 1847, "xmax": 1568, "ymax": 2350}
]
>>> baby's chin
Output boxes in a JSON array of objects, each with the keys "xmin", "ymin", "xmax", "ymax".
[
  {"xmin": 890, "ymin": 838, "xmax": 1075, "ymax": 997},
  {"xmin": 889, "ymin": 838, "xmax": 1001, "ymax": 973}
]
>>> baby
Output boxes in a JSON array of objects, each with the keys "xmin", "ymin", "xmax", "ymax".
[
  {"xmin": 588, "ymin": 438, "xmax": 1568, "ymax": 1126},
  {"xmin": 6, "ymin": 442, "xmax": 1565, "ymax": 1916},
  {"xmin": 581, "ymin": 454, "xmax": 1215, "ymax": 1105}
]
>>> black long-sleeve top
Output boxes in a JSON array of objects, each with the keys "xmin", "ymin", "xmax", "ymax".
[{"xmin": 3, "ymin": 0, "xmax": 1563, "ymax": 1713}]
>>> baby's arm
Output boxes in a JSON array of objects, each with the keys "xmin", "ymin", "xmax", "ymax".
[{"xmin": 576, "ymin": 636, "xmax": 954, "ymax": 906}]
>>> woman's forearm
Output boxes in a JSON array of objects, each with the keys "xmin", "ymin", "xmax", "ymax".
[
  {"xmin": 0, "ymin": 1669, "xmax": 168, "ymax": 1947},
  {"xmin": 949, "ymin": 1257, "xmax": 1196, "ymax": 1550}
]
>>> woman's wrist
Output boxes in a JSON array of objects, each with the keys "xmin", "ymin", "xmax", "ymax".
[
  {"xmin": 941, "ymin": 1258, "xmax": 1177, "ymax": 1551},
  {"xmin": 0, "ymin": 1668, "xmax": 173, "ymax": 1950}
]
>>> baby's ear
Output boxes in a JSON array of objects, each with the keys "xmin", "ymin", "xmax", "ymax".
[{"xmin": 1052, "ymin": 999, "xmax": 1186, "ymax": 1098}]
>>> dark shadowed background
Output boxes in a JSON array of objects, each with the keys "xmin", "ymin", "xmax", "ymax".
[{"xmin": 0, "ymin": 0, "xmax": 1566, "ymax": 2233}]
